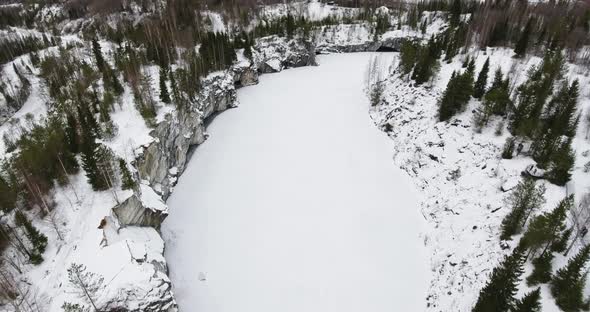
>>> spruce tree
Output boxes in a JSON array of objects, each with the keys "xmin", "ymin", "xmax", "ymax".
[
  {"xmin": 399, "ymin": 41, "xmax": 418, "ymax": 75},
  {"xmin": 439, "ymin": 71, "xmax": 460, "ymax": 121},
  {"xmin": 502, "ymin": 137, "xmax": 516, "ymax": 159},
  {"xmin": 119, "ymin": 159, "xmax": 136, "ymax": 190},
  {"xmin": 552, "ymin": 228, "xmax": 572, "ymax": 253},
  {"xmin": 472, "ymin": 245, "xmax": 526, "ymax": 312},
  {"xmin": 543, "ymin": 80, "xmax": 580, "ymax": 138},
  {"xmin": 514, "ymin": 18, "xmax": 533, "ymax": 58},
  {"xmin": 412, "ymin": 37, "xmax": 440, "ymax": 85},
  {"xmin": 79, "ymin": 106, "xmax": 108, "ymax": 191},
  {"xmin": 0, "ymin": 172, "xmax": 16, "ymax": 212},
  {"xmin": 500, "ymin": 178, "xmax": 545, "ymax": 240},
  {"xmin": 438, "ymin": 67, "xmax": 473, "ymax": 121},
  {"xmin": 513, "ymin": 288, "xmax": 541, "ymax": 312},
  {"xmin": 521, "ymin": 195, "xmax": 571, "ymax": 256},
  {"xmin": 65, "ymin": 113, "xmax": 79, "ymax": 154},
  {"xmin": 551, "ymin": 245, "xmax": 590, "ymax": 311},
  {"xmin": 473, "ymin": 58, "xmax": 489, "ymax": 99},
  {"xmin": 159, "ymin": 67, "xmax": 171, "ymax": 104},
  {"xmin": 449, "ymin": 0, "xmax": 462, "ymax": 27},
  {"xmin": 14, "ymin": 210, "xmax": 48, "ymax": 264},
  {"xmin": 527, "ymin": 252, "xmax": 554, "ymax": 286},
  {"xmin": 547, "ymin": 138, "xmax": 575, "ymax": 186},
  {"xmin": 92, "ymin": 38, "xmax": 105, "ymax": 72},
  {"xmin": 111, "ymin": 70, "xmax": 124, "ymax": 95}
]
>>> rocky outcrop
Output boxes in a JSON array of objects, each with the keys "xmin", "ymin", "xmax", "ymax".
[
  {"xmin": 136, "ymin": 37, "xmax": 316, "ymax": 200},
  {"xmin": 313, "ymin": 23, "xmax": 412, "ymax": 54},
  {"xmin": 316, "ymin": 35, "xmax": 408, "ymax": 54},
  {"xmin": 136, "ymin": 72, "xmax": 235, "ymax": 199},
  {"xmin": 99, "ymin": 220, "xmax": 177, "ymax": 312},
  {"xmin": 113, "ymin": 183, "xmax": 169, "ymax": 229},
  {"xmin": 0, "ymin": 64, "xmax": 32, "ymax": 126},
  {"xmin": 253, "ymin": 35, "xmax": 317, "ymax": 73}
]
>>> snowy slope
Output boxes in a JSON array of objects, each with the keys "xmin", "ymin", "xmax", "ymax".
[{"xmin": 371, "ymin": 47, "xmax": 590, "ymax": 311}]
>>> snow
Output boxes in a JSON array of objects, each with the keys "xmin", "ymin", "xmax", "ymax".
[
  {"xmin": 101, "ymin": 85, "xmax": 154, "ymax": 161},
  {"xmin": 264, "ymin": 58, "xmax": 282, "ymax": 71},
  {"xmin": 258, "ymin": 0, "xmax": 359, "ymax": 22},
  {"xmin": 162, "ymin": 53, "xmax": 429, "ymax": 312},
  {"xmin": 202, "ymin": 11, "xmax": 227, "ymax": 33},
  {"xmin": 501, "ymin": 177, "xmax": 520, "ymax": 192},
  {"xmin": 140, "ymin": 181, "xmax": 168, "ymax": 213}
]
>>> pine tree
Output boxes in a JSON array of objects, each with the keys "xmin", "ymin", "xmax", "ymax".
[
  {"xmin": 118, "ymin": 159, "xmax": 135, "ymax": 190},
  {"xmin": 513, "ymin": 288, "xmax": 541, "ymax": 312},
  {"xmin": 92, "ymin": 38, "xmax": 105, "ymax": 72},
  {"xmin": 527, "ymin": 252, "xmax": 554, "ymax": 286},
  {"xmin": 514, "ymin": 18, "xmax": 533, "ymax": 58},
  {"xmin": 473, "ymin": 58, "xmax": 489, "ymax": 99},
  {"xmin": 67, "ymin": 263, "xmax": 104, "ymax": 311},
  {"xmin": 551, "ymin": 245, "xmax": 590, "ymax": 311},
  {"xmin": 472, "ymin": 245, "xmax": 526, "ymax": 312}
]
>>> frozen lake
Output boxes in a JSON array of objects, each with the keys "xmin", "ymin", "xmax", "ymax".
[{"xmin": 162, "ymin": 53, "xmax": 428, "ymax": 312}]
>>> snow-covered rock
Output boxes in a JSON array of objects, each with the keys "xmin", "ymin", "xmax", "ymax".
[{"xmin": 501, "ymin": 177, "xmax": 520, "ymax": 192}]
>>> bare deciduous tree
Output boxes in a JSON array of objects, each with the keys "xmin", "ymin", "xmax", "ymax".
[
  {"xmin": 566, "ymin": 192, "xmax": 590, "ymax": 255},
  {"xmin": 67, "ymin": 263, "xmax": 104, "ymax": 312}
]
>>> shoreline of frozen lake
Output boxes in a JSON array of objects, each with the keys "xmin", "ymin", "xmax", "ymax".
[{"xmin": 162, "ymin": 52, "xmax": 429, "ymax": 312}]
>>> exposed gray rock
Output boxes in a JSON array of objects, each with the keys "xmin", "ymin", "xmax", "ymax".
[
  {"xmin": 253, "ymin": 36, "xmax": 316, "ymax": 74},
  {"xmin": 316, "ymin": 36, "xmax": 407, "ymax": 54},
  {"xmin": 234, "ymin": 66, "xmax": 259, "ymax": 87},
  {"xmin": 113, "ymin": 195, "xmax": 155, "ymax": 228},
  {"xmin": 137, "ymin": 72, "xmax": 235, "ymax": 199}
]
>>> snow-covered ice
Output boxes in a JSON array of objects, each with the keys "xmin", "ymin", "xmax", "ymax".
[{"xmin": 162, "ymin": 53, "xmax": 429, "ymax": 312}]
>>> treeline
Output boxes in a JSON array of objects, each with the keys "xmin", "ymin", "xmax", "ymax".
[
  {"xmin": 0, "ymin": 34, "xmax": 58, "ymax": 65},
  {"xmin": 401, "ymin": 0, "xmax": 590, "ymax": 65},
  {"xmin": 473, "ymin": 179, "xmax": 590, "ymax": 312},
  {"xmin": 0, "ymin": 4, "xmax": 37, "ymax": 29},
  {"xmin": 398, "ymin": 1, "xmax": 469, "ymax": 85},
  {"xmin": 467, "ymin": 0, "xmax": 590, "ymax": 63}
]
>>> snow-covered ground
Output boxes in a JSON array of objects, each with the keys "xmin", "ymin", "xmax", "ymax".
[
  {"xmin": 162, "ymin": 53, "xmax": 429, "ymax": 312},
  {"xmin": 371, "ymin": 47, "xmax": 590, "ymax": 311}
]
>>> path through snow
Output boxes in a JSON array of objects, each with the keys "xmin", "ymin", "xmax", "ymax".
[{"xmin": 162, "ymin": 53, "xmax": 428, "ymax": 312}]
